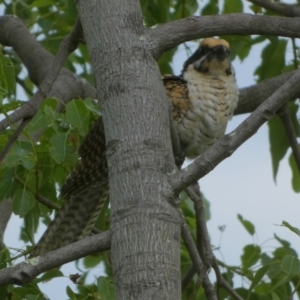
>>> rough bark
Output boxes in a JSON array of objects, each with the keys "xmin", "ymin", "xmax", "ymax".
[
  {"xmin": 152, "ymin": 14, "xmax": 300, "ymax": 56},
  {"xmin": 77, "ymin": 1, "xmax": 181, "ymax": 299},
  {"xmin": 0, "ymin": 231, "xmax": 111, "ymax": 286}
]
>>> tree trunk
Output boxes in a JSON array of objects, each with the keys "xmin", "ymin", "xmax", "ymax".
[{"xmin": 77, "ymin": 0, "xmax": 181, "ymax": 299}]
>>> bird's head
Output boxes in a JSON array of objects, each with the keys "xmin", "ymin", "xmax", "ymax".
[{"xmin": 182, "ymin": 38, "xmax": 232, "ymax": 76}]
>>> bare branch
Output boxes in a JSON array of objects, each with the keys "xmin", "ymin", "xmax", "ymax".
[
  {"xmin": 182, "ymin": 265, "xmax": 196, "ymax": 291},
  {"xmin": 0, "ymin": 119, "xmax": 30, "ymax": 163},
  {"xmin": 186, "ymin": 186, "xmax": 213, "ymax": 264},
  {"xmin": 180, "ymin": 213, "xmax": 207, "ymax": 281},
  {"xmin": 249, "ymin": 0, "xmax": 300, "ymax": 17},
  {"xmin": 151, "ymin": 14, "xmax": 300, "ymax": 56},
  {"xmin": 0, "ymin": 231, "xmax": 111, "ymax": 287},
  {"xmin": 236, "ymin": 69, "xmax": 298, "ymax": 115},
  {"xmin": 212, "ymin": 259, "xmax": 244, "ymax": 300},
  {"xmin": 171, "ymin": 66, "xmax": 300, "ymax": 194},
  {"xmin": 0, "ymin": 18, "xmax": 83, "ymax": 134},
  {"xmin": 180, "ymin": 212, "xmax": 217, "ymax": 299}
]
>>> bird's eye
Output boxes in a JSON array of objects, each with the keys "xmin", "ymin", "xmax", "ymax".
[{"xmin": 200, "ymin": 47, "xmax": 209, "ymax": 55}]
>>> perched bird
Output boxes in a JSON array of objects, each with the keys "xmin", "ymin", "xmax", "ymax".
[
  {"xmin": 30, "ymin": 38, "xmax": 239, "ymax": 256},
  {"xmin": 164, "ymin": 37, "xmax": 239, "ymax": 158}
]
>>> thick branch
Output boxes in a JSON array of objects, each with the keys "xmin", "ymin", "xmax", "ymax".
[
  {"xmin": 151, "ymin": 14, "xmax": 300, "ymax": 56},
  {"xmin": 0, "ymin": 231, "xmax": 111, "ymax": 287},
  {"xmin": 0, "ymin": 18, "xmax": 83, "ymax": 135},
  {"xmin": 0, "ymin": 15, "xmax": 96, "ymax": 132},
  {"xmin": 236, "ymin": 69, "xmax": 298, "ymax": 115},
  {"xmin": 249, "ymin": 0, "xmax": 300, "ymax": 17},
  {"xmin": 171, "ymin": 67, "xmax": 300, "ymax": 193}
]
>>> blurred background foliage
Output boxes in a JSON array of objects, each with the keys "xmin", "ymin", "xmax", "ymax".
[{"xmin": 0, "ymin": 0, "xmax": 300, "ymax": 299}]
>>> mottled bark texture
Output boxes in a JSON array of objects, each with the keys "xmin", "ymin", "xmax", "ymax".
[{"xmin": 77, "ymin": 1, "xmax": 181, "ymax": 299}]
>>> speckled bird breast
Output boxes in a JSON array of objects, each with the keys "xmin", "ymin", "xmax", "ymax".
[{"xmin": 177, "ymin": 66, "xmax": 239, "ymax": 159}]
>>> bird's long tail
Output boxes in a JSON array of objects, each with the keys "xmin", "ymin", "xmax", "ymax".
[{"xmin": 30, "ymin": 118, "xmax": 108, "ymax": 257}]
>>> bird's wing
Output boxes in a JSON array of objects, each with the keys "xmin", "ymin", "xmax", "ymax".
[{"xmin": 162, "ymin": 75, "xmax": 190, "ymax": 123}]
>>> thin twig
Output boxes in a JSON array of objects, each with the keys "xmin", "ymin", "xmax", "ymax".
[
  {"xmin": 187, "ymin": 184, "xmax": 244, "ymax": 299},
  {"xmin": 186, "ymin": 185, "xmax": 213, "ymax": 264},
  {"xmin": 180, "ymin": 212, "xmax": 207, "ymax": 280},
  {"xmin": 180, "ymin": 211, "xmax": 216, "ymax": 299},
  {"xmin": 0, "ymin": 119, "xmax": 30, "ymax": 163},
  {"xmin": 182, "ymin": 265, "xmax": 196, "ymax": 291},
  {"xmin": 13, "ymin": 174, "xmax": 60, "ymax": 210},
  {"xmin": 212, "ymin": 258, "xmax": 244, "ymax": 300},
  {"xmin": 188, "ymin": 185, "xmax": 219, "ymax": 299}
]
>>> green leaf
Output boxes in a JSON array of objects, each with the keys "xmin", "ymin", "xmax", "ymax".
[
  {"xmin": 255, "ymin": 39, "xmax": 287, "ymax": 80},
  {"xmin": 281, "ymin": 255, "xmax": 300, "ymax": 275},
  {"xmin": 202, "ymin": 0, "xmax": 219, "ymax": 15},
  {"xmin": 271, "ymin": 274, "xmax": 291, "ymax": 290},
  {"xmin": 271, "ymin": 291, "xmax": 280, "ymax": 300},
  {"xmin": 254, "ymin": 282, "xmax": 271, "ymax": 294},
  {"xmin": 26, "ymin": 110, "xmax": 48, "ymax": 133},
  {"xmin": 25, "ymin": 169, "xmax": 42, "ymax": 194},
  {"xmin": 0, "ymin": 169, "xmax": 18, "ymax": 202},
  {"xmin": 289, "ymin": 152, "xmax": 300, "ymax": 193},
  {"xmin": 35, "ymin": 269, "xmax": 64, "ymax": 283},
  {"xmin": 66, "ymin": 99, "xmax": 90, "ymax": 136},
  {"xmin": 83, "ymin": 253, "xmax": 103, "ymax": 268},
  {"xmin": 97, "ymin": 276, "xmax": 115, "ymax": 300},
  {"xmin": 173, "ymin": 0, "xmax": 198, "ymax": 19},
  {"xmin": 268, "ymin": 115, "xmax": 289, "ymax": 181},
  {"xmin": 241, "ymin": 245, "xmax": 261, "ymax": 269},
  {"xmin": 49, "ymin": 133, "xmax": 76, "ymax": 164},
  {"xmin": 260, "ymin": 253, "xmax": 271, "ymax": 265},
  {"xmin": 223, "ymin": 0, "xmax": 243, "ymax": 13},
  {"xmin": 0, "ymin": 53, "xmax": 15, "ymax": 103},
  {"xmin": 0, "ymin": 248, "xmax": 10, "ymax": 270},
  {"xmin": 268, "ymin": 261, "xmax": 282, "ymax": 279},
  {"xmin": 21, "ymin": 154, "xmax": 36, "ymax": 170},
  {"xmin": 248, "ymin": 265, "xmax": 270, "ymax": 298},
  {"xmin": 282, "ymin": 220, "xmax": 300, "ymax": 237},
  {"xmin": 84, "ymin": 97, "xmax": 101, "ymax": 116},
  {"xmin": 237, "ymin": 214, "xmax": 255, "ymax": 235},
  {"xmin": 12, "ymin": 189, "xmax": 35, "ymax": 217},
  {"xmin": 66, "ymin": 285, "xmax": 82, "ymax": 298},
  {"xmin": 30, "ymin": 0, "xmax": 55, "ymax": 8}
]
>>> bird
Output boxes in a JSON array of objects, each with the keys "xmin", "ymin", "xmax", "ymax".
[
  {"xmin": 165, "ymin": 37, "xmax": 239, "ymax": 159},
  {"xmin": 30, "ymin": 37, "xmax": 239, "ymax": 257}
]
